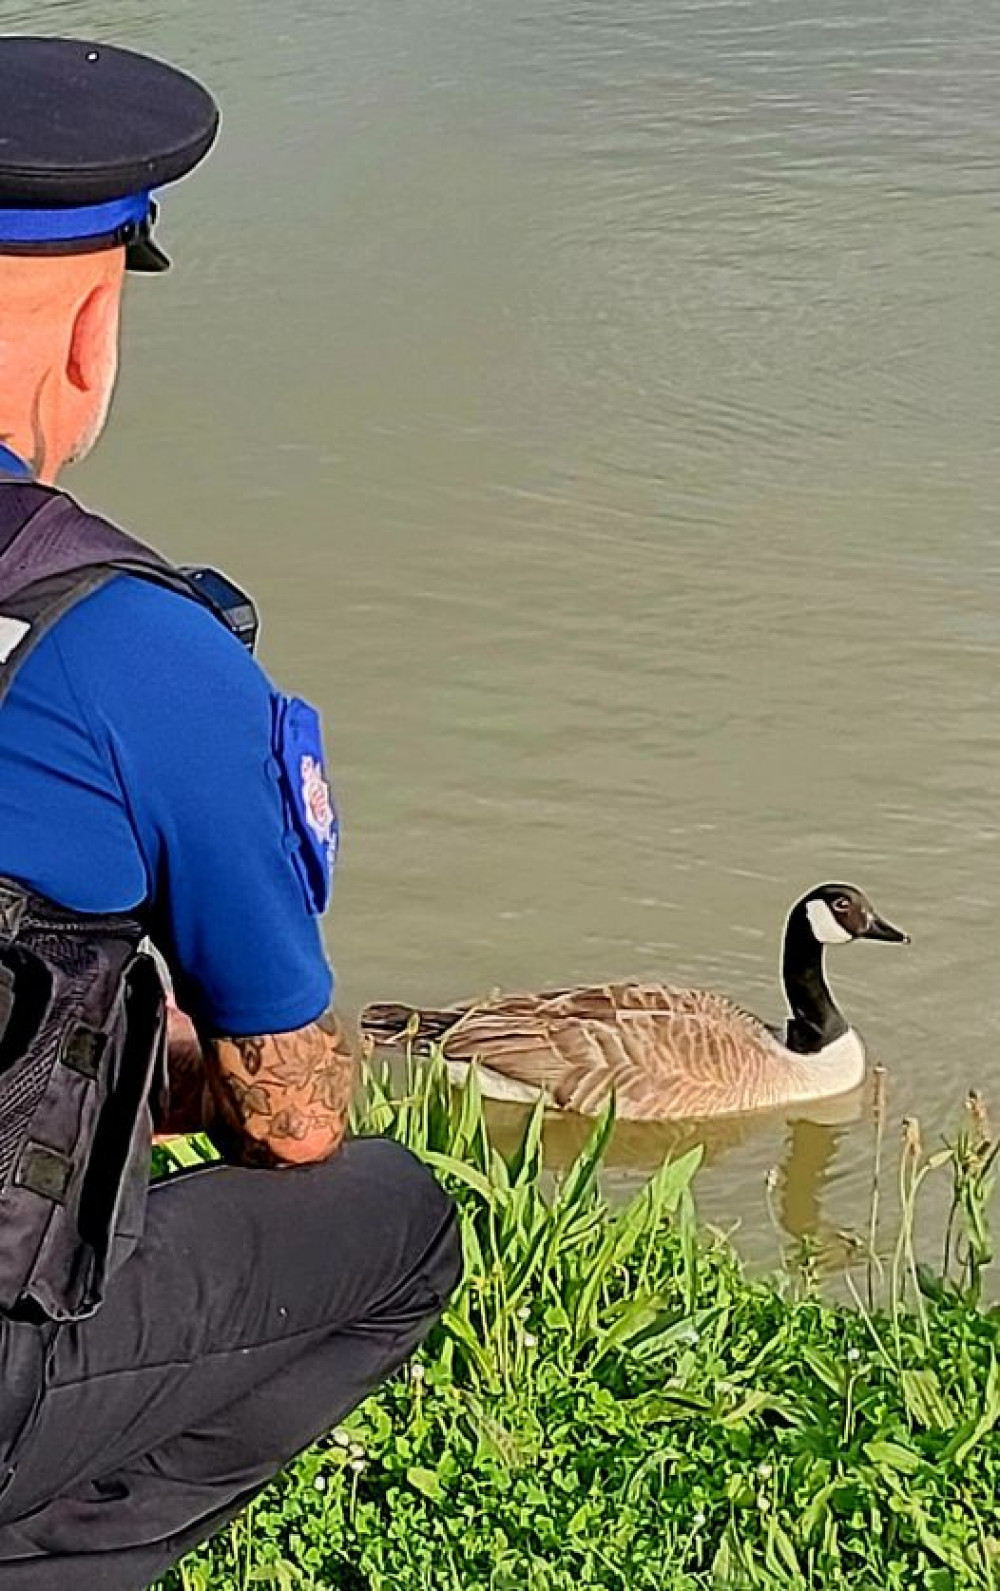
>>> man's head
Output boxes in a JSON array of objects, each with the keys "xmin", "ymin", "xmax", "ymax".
[
  {"xmin": 0, "ymin": 36, "xmax": 218, "ymax": 482},
  {"xmin": 0, "ymin": 249, "xmax": 125, "ymax": 480}
]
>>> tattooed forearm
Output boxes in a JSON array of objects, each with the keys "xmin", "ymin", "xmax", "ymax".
[{"xmin": 205, "ymin": 1011, "xmax": 357, "ymax": 1167}]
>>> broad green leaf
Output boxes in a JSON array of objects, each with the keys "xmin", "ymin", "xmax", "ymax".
[
  {"xmin": 488, "ymin": 1145, "xmax": 511, "ymax": 1194},
  {"xmin": 452, "ymin": 1062, "xmax": 491, "ymax": 1169},
  {"xmin": 764, "ymin": 1515, "xmax": 803, "ymax": 1582},
  {"xmin": 249, "ymin": 1564, "xmax": 304, "ymax": 1590},
  {"xmin": 945, "ymin": 1352, "xmax": 1000, "ymax": 1466},
  {"xmin": 590, "ymin": 1297, "xmax": 664, "ymax": 1360},
  {"xmin": 420, "ymin": 1150, "xmax": 496, "ymax": 1203},
  {"xmin": 506, "ymin": 1098, "xmax": 547, "ymax": 1188},
  {"xmin": 800, "ymin": 1347, "xmax": 844, "ymax": 1397},
  {"xmin": 711, "ymin": 1532, "xmax": 734, "ymax": 1585},
  {"xmin": 458, "ymin": 1211, "xmax": 486, "ymax": 1278},
  {"xmin": 571, "ymin": 1229, "xmax": 620, "ymax": 1343},
  {"xmin": 900, "ymin": 1367, "xmax": 957, "ymax": 1432},
  {"xmin": 609, "ymin": 1145, "xmax": 704, "ymax": 1269},
  {"xmin": 863, "ymin": 1439, "xmax": 924, "ymax": 1475},
  {"xmin": 555, "ymin": 1099, "xmax": 615, "ymax": 1213},
  {"xmin": 800, "ymin": 1479, "xmax": 836, "ymax": 1542},
  {"xmin": 406, "ymin": 1466, "xmax": 444, "ymax": 1502},
  {"xmin": 911, "ymin": 1517, "xmax": 972, "ymax": 1574},
  {"xmin": 719, "ymin": 1389, "xmax": 797, "ymax": 1428},
  {"xmin": 441, "ymin": 1310, "xmax": 499, "ymax": 1388}
]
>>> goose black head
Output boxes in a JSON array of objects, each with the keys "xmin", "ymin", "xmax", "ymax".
[{"xmin": 797, "ymin": 883, "xmax": 910, "ymax": 947}]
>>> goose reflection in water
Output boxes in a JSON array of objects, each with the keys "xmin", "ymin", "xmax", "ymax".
[{"xmin": 483, "ymin": 1082, "xmax": 865, "ymax": 1255}]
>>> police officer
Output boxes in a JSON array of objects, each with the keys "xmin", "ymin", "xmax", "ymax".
[{"xmin": 0, "ymin": 36, "xmax": 460, "ymax": 1589}]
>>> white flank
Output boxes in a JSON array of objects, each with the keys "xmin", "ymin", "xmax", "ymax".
[
  {"xmin": 0, "ymin": 616, "xmax": 29, "ymax": 664},
  {"xmin": 806, "ymin": 898, "xmax": 852, "ymax": 945},
  {"xmin": 445, "ymin": 1060, "xmax": 543, "ymax": 1104},
  {"xmin": 789, "ymin": 1027, "xmax": 866, "ymax": 1100}
]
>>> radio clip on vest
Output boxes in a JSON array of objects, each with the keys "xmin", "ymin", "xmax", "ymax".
[{"xmin": 179, "ymin": 566, "xmax": 259, "ymax": 653}]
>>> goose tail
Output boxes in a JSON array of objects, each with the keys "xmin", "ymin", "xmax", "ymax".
[{"xmin": 359, "ymin": 1001, "xmax": 458, "ymax": 1049}]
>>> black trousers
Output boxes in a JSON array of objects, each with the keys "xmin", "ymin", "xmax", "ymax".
[{"xmin": 0, "ymin": 1138, "xmax": 461, "ymax": 1590}]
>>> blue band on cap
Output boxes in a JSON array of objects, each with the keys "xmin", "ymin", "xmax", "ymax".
[{"xmin": 0, "ymin": 191, "xmax": 151, "ymax": 245}]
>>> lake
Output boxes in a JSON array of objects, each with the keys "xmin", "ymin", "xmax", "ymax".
[{"xmin": 11, "ymin": 0, "xmax": 1000, "ymax": 1259}]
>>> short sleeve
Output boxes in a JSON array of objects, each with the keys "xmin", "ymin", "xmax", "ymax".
[{"xmin": 54, "ymin": 577, "xmax": 335, "ymax": 1036}]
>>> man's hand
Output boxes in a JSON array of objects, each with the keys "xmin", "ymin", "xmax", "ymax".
[
  {"xmin": 153, "ymin": 999, "xmax": 213, "ymax": 1141},
  {"xmin": 205, "ymin": 1011, "xmax": 357, "ymax": 1167}
]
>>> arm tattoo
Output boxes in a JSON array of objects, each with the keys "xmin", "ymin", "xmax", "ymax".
[{"xmin": 206, "ymin": 1011, "xmax": 357, "ymax": 1168}]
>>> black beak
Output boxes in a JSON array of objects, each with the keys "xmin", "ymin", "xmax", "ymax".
[{"xmin": 862, "ymin": 912, "xmax": 910, "ymax": 945}]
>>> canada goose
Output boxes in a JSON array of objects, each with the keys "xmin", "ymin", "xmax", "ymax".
[{"xmin": 359, "ymin": 883, "xmax": 908, "ymax": 1121}]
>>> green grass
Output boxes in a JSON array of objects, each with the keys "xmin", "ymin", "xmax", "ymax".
[{"xmin": 152, "ymin": 1059, "xmax": 1000, "ymax": 1590}]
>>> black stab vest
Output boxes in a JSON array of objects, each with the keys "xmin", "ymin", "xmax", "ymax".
[{"xmin": 0, "ymin": 483, "xmax": 245, "ymax": 1331}]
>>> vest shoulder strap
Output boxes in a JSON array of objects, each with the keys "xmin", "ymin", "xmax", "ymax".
[
  {"xmin": 0, "ymin": 484, "xmax": 230, "ymax": 705},
  {"xmin": 0, "ymin": 484, "xmax": 173, "ymax": 604}
]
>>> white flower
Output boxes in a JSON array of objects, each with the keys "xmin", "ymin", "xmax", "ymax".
[
  {"xmin": 517, "ymin": 1305, "xmax": 531, "ymax": 1321},
  {"xmin": 522, "ymin": 1331, "xmax": 537, "ymax": 1348},
  {"xmin": 349, "ymin": 1443, "xmax": 366, "ymax": 1461},
  {"xmin": 410, "ymin": 1362, "xmax": 426, "ymax": 1383},
  {"xmin": 350, "ymin": 1457, "xmax": 366, "ymax": 1473},
  {"xmin": 314, "ymin": 1475, "xmax": 327, "ymax": 1492},
  {"xmin": 332, "ymin": 1430, "xmax": 350, "ymax": 1449},
  {"xmin": 756, "ymin": 1463, "xmax": 772, "ymax": 1480},
  {"xmin": 692, "ymin": 1511, "xmax": 706, "ymax": 1529},
  {"xmin": 846, "ymin": 1347, "xmax": 861, "ymax": 1363}
]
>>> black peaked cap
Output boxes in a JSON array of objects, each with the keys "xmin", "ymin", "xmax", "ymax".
[{"xmin": 0, "ymin": 36, "xmax": 219, "ymax": 269}]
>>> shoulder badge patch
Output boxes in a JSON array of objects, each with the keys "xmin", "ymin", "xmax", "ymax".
[
  {"xmin": 300, "ymin": 753, "xmax": 336, "ymax": 852},
  {"xmin": 271, "ymin": 693, "xmax": 339, "ymax": 914}
]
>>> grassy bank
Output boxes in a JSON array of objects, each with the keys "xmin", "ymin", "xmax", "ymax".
[{"xmin": 154, "ymin": 1061, "xmax": 1000, "ymax": 1590}]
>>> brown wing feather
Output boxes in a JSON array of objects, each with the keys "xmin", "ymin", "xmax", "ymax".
[{"xmin": 436, "ymin": 981, "xmax": 788, "ymax": 1120}]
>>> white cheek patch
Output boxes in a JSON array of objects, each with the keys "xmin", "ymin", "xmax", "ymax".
[{"xmin": 806, "ymin": 899, "xmax": 853, "ymax": 945}]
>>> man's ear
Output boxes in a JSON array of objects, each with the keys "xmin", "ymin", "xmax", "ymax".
[{"xmin": 66, "ymin": 279, "xmax": 121, "ymax": 393}]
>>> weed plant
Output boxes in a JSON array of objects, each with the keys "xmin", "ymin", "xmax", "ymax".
[{"xmin": 153, "ymin": 1058, "xmax": 1000, "ymax": 1590}]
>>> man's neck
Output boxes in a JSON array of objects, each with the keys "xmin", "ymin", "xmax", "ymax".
[{"xmin": 0, "ymin": 372, "xmax": 59, "ymax": 482}]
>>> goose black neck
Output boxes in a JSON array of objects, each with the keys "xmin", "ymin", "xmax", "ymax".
[{"xmin": 781, "ymin": 909, "xmax": 848, "ymax": 1054}]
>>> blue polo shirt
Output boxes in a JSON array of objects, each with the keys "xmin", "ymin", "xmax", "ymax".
[{"xmin": 0, "ymin": 568, "xmax": 335, "ymax": 1037}]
